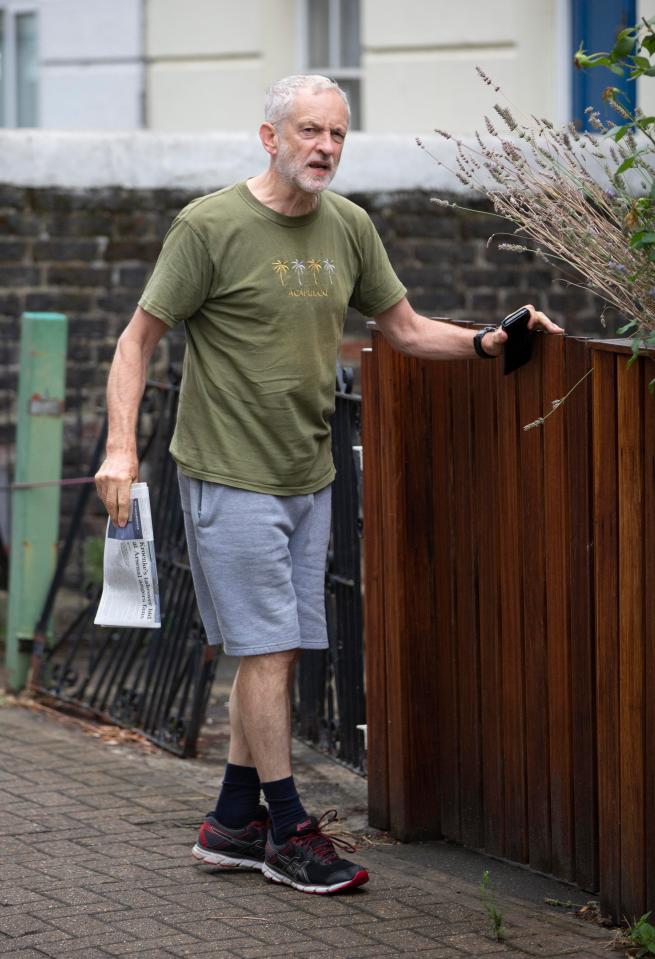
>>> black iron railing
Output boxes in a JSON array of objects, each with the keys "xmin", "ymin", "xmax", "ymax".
[
  {"xmin": 31, "ymin": 378, "xmax": 217, "ymax": 757},
  {"xmin": 293, "ymin": 370, "xmax": 366, "ymax": 774},
  {"xmin": 31, "ymin": 370, "xmax": 366, "ymax": 769}
]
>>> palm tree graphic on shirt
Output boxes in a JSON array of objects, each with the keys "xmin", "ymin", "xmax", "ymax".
[
  {"xmin": 307, "ymin": 259, "xmax": 322, "ymax": 285},
  {"xmin": 291, "ymin": 259, "xmax": 306, "ymax": 286},
  {"xmin": 272, "ymin": 259, "xmax": 289, "ymax": 286},
  {"xmin": 323, "ymin": 259, "xmax": 336, "ymax": 285}
]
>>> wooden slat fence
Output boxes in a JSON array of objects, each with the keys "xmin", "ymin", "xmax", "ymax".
[{"xmin": 361, "ymin": 330, "xmax": 654, "ymax": 922}]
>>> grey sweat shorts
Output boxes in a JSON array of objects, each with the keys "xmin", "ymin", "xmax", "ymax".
[{"xmin": 177, "ymin": 469, "xmax": 331, "ymax": 657}]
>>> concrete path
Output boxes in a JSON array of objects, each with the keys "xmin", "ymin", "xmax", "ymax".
[{"xmin": 0, "ymin": 676, "xmax": 621, "ymax": 958}]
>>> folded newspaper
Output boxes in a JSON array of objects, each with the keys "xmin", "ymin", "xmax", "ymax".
[{"xmin": 94, "ymin": 482, "xmax": 161, "ymax": 629}]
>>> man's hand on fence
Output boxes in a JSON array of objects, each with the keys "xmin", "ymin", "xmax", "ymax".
[
  {"xmin": 481, "ymin": 304, "xmax": 565, "ymax": 357},
  {"xmin": 95, "ymin": 453, "xmax": 138, "ymax": 527}
]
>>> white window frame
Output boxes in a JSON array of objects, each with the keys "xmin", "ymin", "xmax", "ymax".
[
  {"xmin": 0, "ymin": 0, "xmax": 39, "ymax": 127},
  {"xmin": 296, "ymin": 0, "xmax": 362, "ymax": 128}
]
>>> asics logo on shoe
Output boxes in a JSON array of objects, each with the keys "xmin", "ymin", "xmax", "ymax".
[
  {"xmin": 276, "ymin": 854, "xmax": 310, "ymax": 883},
  {"xmin": 202, "ymin": 824, "xmax": 263, "ymax": 851}
]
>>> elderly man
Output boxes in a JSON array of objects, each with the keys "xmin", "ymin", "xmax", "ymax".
[{"xmin": 96, "ymin": 74, "xmax": 562, "ymax": 895}]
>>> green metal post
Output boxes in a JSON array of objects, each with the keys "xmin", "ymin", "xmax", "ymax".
[{"xmin": 6, "ymin": 312, "xmax": 67, "ymax": 692}]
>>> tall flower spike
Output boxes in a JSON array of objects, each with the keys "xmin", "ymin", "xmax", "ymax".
[
  {"xmin": 484, "ymin": 116, "xmax": 498, "ymax": 137},
  {"xmin": 494, "ymin": 104, "xmax": 517, "ymax": 131},
  {"xmin": 475, "ymin": 65, "xmax": 500, "ymax": 92}
]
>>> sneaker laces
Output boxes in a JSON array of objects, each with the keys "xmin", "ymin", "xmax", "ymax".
[{"xmin": 295, "ymin": 809, "xmax": 356, "ymax": 863}]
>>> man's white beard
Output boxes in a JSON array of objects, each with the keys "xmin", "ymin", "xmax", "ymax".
[{"xmin": 276, "ymin": 140, "xmax": 336, "ymax": 194}]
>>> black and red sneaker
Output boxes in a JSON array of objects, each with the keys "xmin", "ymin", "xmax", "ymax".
[
  {"xmin": 262, "ymin": 810, "xmax": 369, "ymax": 894},
  {"xmin": 192, "ymin": 805, "xmax": 268, "ymax": 870}
]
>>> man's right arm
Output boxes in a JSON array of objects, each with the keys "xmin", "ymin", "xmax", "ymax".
[{"xmin": 95, "ymin": 306, "xmax": 169, "ymax": 526}]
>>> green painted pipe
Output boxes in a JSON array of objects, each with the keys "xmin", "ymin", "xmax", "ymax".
[{"xmin": 6, "ymin": 312, "xmax": 67, "ymax": 692}]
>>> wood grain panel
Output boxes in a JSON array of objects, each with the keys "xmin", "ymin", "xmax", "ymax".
[
  {"xmin": 592, "ymin": 347, "xmax": 621, "ymax": 920},
  {"xmin": 451, "ymin": 361, "xmax": 483, "ymax": 848},
  {"xmin": 376, "ymin": 334, "xmax": 440, "ymax": 840},
  {"xmin": 565, "ymin": 338, "xmax": 598, "ymax": 892},
  {"xmin": 517, "ymin": 342, "xmax": 551, "ymax": 874},
  {"xmin": 496, "ymin": 362, "xmax": 528, "ymax": 863},
  {"xmin": 360, "ymin": 344, "xmax": 390, "ymax": 830},
  {"xmin": 616, "ymin": 355, "xmax": 645, "ymax": 920},
  {"xmin": 431, "ymin": 358, "xmax": 460, "ymax": 841},
  {"xmin": 643, "ymin": 369, "xmax": 655, "ymax": 915},
  {"xmin": 543, "ymin": 335, "xmax": 574, "ymax": 881},
  {"xmin": 471, "ymin": 358, "xmax": 504, "ymax": 856}
]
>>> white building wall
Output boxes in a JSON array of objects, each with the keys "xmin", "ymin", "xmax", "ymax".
[
  {"xmin": 145, "ymin": 0, "xmax": 296, "ymax": 131},
  {"xmin": 144, "ymin": 0, "xmax": 562, "ymax": 135},
  {"xmin": 38, "ymin": 0, "xmax": 144, "ymax": 129},
  {"xmin": 361, "ymin": 0, "xmax": 559, "ymax": 136}
]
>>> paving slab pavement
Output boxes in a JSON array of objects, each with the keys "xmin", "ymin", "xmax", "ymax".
[{"xmin": 0, "ymin": 684, "xmax": 624, "ymax": 959}]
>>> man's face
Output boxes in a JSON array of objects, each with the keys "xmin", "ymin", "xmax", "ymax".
[{"xmin": 274, "ymin": 89, "xmax": 349, "ymax": 194}]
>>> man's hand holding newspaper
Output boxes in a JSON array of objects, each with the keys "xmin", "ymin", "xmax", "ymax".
[{"xmin": 94, "ymin": 482, "xmax": 161, "ymax": 629}]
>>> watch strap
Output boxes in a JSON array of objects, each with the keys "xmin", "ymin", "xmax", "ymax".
[{"xmin": 473, "ymin": 325, "xmax": 497, "ymax": 359}]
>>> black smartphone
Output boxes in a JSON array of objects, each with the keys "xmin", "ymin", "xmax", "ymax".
[{"xmin": 501, "ymin": 307, "xmax": 534, "ymax": 375}]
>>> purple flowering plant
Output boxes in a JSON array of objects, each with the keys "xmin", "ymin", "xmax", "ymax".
[{"xmin": 419, "ymin": 17, "xmax": 655, "ymax": 363}]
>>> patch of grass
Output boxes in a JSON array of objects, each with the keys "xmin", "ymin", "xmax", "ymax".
[{"xmin": 480, "ymin": 869, "xmax": 506, "ymax": 942}]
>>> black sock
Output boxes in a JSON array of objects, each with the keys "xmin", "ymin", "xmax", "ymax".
[
  {"xmin": 214, "ymin": 763, "xmax": 261, "ymax": 828},
  {"xmin": 261, "ymin": 775, "xmax": 308, "ymax": 844}
]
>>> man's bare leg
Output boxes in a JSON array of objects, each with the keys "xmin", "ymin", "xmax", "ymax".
[
  {"xmin": 233, "ymin": 649, "xmax": 299, "ymax": 780},
  {"xmin": 226, "ymin": 666, "xmax": 256, "ymax": 767},
  {"xmin": 211, "ymin": 650, "xmax": 301, "ymax": 834}
]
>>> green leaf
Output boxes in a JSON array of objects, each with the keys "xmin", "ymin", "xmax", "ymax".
[
  {"xmin": 629, "ymin": 230, "xmax": 655, "ymax": 248},
  {"xmin": 614, "ymin": 33, "xmax": 636, "ymax": 57},
  {"xmin": 615, "ymin": 124, "xmax": 631, "ymax": 141},
  {"xmin": 609, "ymin": 63, "xmax": 626, "ymax": 74},
  {"xmin": 617, "ymin": 156, "xmax": 637, "ymax": 174},
  {"xmin": 618, "ymin": 320, "xmax": 637, "ymax": 334},
  {"xmin": 643, "ymin": 66, "xmax": 655, "ymax": 76},
  {"xmin": 642, "ymin": 35, "xmax": 655, "ymax": 54},
  {"xmin": 574, "ymin": 53, "xmax": 593, "ymax": 68},
  {"xmin": 632, "ymin": 55, "xmax": 652, "ymax": 69}
]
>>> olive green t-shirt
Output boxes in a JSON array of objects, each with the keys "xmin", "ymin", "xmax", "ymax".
[{"xmin": 138, "ymin": 181, "xmax": 406, "ymax": 495}]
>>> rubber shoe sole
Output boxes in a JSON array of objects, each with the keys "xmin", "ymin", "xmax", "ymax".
[
  {"xmin": 262, "ymin": 861, "xmax": 369, "ymax": 894},
  {"xmin": 192, "ymin": 843, "xmax": 264, "ymax": 871}
]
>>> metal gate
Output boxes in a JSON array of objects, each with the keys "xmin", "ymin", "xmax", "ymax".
[
  {"xmin": 293, "ymin": 369, "xmax": 366, "ymax": 773},
  {"xmin": 30, "ymin": 371, "xmax": 366, "ymax": 767},
  {"xmin": 31, "ymin": 379, "xmax": 217, "ymax": 757}
]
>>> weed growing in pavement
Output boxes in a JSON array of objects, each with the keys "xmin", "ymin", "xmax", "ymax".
[
  {"xmin": 480, "ymin": 869, "xmax": 506, "ymax": 942},
  {"xmin": 617, "ymin": 912, "xmax": 655, "ymax": 956}
]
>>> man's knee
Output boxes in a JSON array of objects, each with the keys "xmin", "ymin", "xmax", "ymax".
[{"xmin": 239, "ymin": 647, "xmax": 300, "ymax": 678}]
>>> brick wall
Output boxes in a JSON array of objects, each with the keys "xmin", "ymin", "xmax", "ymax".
[{"xmin": 0, "ymin": 183, "xmax": 612, "ymax": 532}]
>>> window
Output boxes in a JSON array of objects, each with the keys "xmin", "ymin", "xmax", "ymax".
[
  {"xmin": 0, "ymin": 3, "xmax": 38, "ymax": 127},
  {"xmin": 300, "ymin": 0, "xmax": 362, "ymax": 129},
  {"xmin": 571, "ymin": 0, "xmax": 635, "ymax": 130}
]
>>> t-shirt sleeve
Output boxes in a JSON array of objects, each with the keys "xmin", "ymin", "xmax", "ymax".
[
  {"xmin": 349, "ymin": 215, "xmax": 406, "ymax": 317},
  {"xmin": 138, "ymin": 218, "xmax": 214, "ymax": 327}
]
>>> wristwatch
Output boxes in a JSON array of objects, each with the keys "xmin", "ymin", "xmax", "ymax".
[{"xmin": 473, "ymin": 325, "xmax": 497, "ymax": 359}]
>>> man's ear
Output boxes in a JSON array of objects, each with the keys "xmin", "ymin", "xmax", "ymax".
[{"xmin": 259, "ymin": 121, "xmax": 278, "ymax": 157}]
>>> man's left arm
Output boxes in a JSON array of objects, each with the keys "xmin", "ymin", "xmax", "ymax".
[{"xmin": 374, "ymin": 297, "xmax": 564, "ymax": 360}]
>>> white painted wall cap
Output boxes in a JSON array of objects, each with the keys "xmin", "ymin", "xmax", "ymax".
[{"xmin": 0, "ymin": 130, "xmax": 477, "ymax": 193}]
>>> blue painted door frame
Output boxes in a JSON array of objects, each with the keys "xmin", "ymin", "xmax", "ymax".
[{"xmin": 571, "ymin": 0, "xmax": 636, "ymax": 129}]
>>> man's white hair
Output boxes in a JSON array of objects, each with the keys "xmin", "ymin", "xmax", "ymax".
[{"xmin": 264, "ymin": 75, "xmax": 350, "ymax": 126}]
